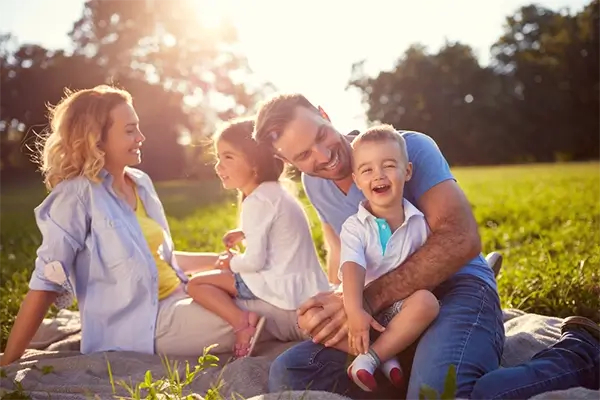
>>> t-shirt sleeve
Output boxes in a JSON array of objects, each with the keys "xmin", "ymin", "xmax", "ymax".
[
  {"xmin": 338, "ymin": 217, "xmax": 367, "ymax": 281},
  {"xmin": 301, "ymin": 173, "xmax": 329, "ymax": 224},
  {"xmin": 404, "ymin": 132, "xmax": 455, "ymax": 202}
]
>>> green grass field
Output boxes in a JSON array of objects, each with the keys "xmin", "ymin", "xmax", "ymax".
[{"xmin": 1, "ymin": 162, "xmax": 599, "ymax": 351}]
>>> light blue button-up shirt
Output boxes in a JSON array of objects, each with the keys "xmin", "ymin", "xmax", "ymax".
[{"xmin": 28, "ymin": 167, "xmax": 188, "ymax": 355}]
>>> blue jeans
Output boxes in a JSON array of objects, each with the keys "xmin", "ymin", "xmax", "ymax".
[
  {"xmin": 269, "ymin": 275, "xmax": 505, "ymax": 399},
  {"xmin": 471, "ymin": 328, "xmax": 600, "ymax": 399},
  {"xmin": 233, "ymin": 273, "xmax": 257, "ymax": 300}
]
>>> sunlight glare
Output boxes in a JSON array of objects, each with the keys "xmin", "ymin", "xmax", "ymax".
[{"xmin": 187, "ymin": 0, "xmax": 235, "ymax": 29}]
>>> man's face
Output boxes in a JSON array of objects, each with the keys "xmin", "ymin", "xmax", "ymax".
[{"xmin": 272, "ymin": 106, "xmax": 353, "ymax": 181}]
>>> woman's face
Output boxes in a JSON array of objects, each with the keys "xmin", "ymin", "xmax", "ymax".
[
  {"xmin": 214, "ymin": 139, "xmax": 257, "ymax": 192},
  {"xmin": 101, "ymin": 102, "xmax": 145, "ymax": 170}
]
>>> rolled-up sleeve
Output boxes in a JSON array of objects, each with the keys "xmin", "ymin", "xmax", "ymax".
[
  {"xmin": 338, "ymin": 217, "xmax": 367, "ymax": 281},
  {"xmin": 29, "ymin": 181, "xmax": 88, "ymax": 309},
  {"xmin": 229, "ymin": 196, "xmax": 276, "ymax": 273}
]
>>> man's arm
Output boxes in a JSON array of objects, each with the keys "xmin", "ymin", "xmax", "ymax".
[
  {"xmin": 322, "ymin": 222, "xmax": 342, "ymax": 285},
  {"xmin": 364, "ymin": 179, "xmax": 481, "ymax": 314}
]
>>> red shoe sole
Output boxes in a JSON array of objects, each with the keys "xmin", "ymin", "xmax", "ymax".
[
  {"xmin": 347, "ymin": 367, "xmax": 378, "ymax": 392},
  {"xmin": 389, "ymin": 367, "xmax": 404, "ymax": 387}
]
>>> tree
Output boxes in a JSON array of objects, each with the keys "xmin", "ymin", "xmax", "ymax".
[
  {"xmin": 348, "ymin": 0, "xmax": 599, "ymax": 165},
  {"xmin": 491, "ymin": 1, "xmax": 599, "ymax": 161},
  {"xmin": 63, "ymin": 0, "xmax": 270, "ymax": 179},
  {"xmin": 348, "ymin": 42, "xmax": 518, "ymax": 165},
  {"xmin": 1, "ymin": 0, "xmax": 272, "ymax": 181}
]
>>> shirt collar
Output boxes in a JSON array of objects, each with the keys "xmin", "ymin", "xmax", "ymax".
[
  {"xmin": 356, "ymin": 198, "xmax": 424, "ymax": 225},
  {"xmin": 98, "ymin": 167, "xmax": 145, "ymax": 186}
]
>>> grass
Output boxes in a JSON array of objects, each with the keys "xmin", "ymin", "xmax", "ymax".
[{"xmin": 1, "ymin": 162, "xmax": 599, "ymax": 354}]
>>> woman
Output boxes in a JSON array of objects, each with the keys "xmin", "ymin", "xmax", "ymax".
[{"xmin": 0, "ymin": 85, "xmax": 306, "ymax": 366}]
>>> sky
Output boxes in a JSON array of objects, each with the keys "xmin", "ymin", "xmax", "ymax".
[{"xmin": 0, "ymin": 0, "xmax": 591, "ymax": 133}]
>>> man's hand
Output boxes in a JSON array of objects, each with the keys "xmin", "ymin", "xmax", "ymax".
[
  {"xmin": 0, "ymin": 354, "xmax": 10, "ymax": 367},
  {"xmin": 222, "ymin": 229, "xmax": 245, "ymax": 249},
  {"xmin": 347, "ymin": 308, "xmax": 384, "ymax": 355},
  {"xmin": 297, "ymin": 291, "xmax": 350, "ymax": 347}
]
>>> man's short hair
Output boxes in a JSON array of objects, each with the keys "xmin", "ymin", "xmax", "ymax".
[{"xmin": 253, "ymin": 93, "xmax": 320, "ymax": 149}]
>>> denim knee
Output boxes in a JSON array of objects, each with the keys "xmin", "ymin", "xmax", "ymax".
[
  {"xmin": 268, "ymin": 349, "xmax": 293, "ymax": 392},
  {"xmin": 267, "ymin": 340, "xmax": 351, "ymax": 394}
]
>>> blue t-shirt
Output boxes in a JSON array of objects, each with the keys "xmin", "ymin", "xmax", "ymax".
[{"xmin": 302, "ymin": 130, "xmax": 496, "ymax": 291}]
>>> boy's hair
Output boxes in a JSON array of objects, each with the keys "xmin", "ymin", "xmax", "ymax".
[
  {"xmin": 351, "ymin": 124, "xmax": 409, "ymax": 166},
  {"xmin": 253, "ymin": 93, "xmax": 320, "ymax": 149},
  {"xmin": 213, "ymin": 117, "xmax": 285, "ymax": 184}
]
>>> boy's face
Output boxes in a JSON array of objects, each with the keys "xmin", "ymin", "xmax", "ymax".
[{"xmin": 352, "ymin": 139, "xmax": 412, "ymax": 209}]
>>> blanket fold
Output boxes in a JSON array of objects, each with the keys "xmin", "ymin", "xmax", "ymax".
[{"xmin": 0, "ymin": 309, "xmax": 597, "ymax": 400}]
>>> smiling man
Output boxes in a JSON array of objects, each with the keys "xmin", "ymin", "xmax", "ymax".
[{"xmin": 252, "ymin": 92, "xmax": 600, "ymax": 400}]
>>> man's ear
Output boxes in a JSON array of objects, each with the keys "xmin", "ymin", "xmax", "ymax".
[
  {"xmin": 318, "ymin": 106, "xmax": 331, "ymax": 122},
  {"xmin": 274, "ymin": 153, "xmax": 289, "ymax": 164},
  {"xmin": 405, "ymin": 161, "xmax": 413, "ymax": 182},
  {"xmin": 352, "ymin": 172, "xmax": 360, "ymax": 188}
]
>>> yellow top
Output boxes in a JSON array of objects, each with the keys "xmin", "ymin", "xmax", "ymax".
[{"xmin": 133, "ymin": 185, "xmax": 180, "ymax": 300}]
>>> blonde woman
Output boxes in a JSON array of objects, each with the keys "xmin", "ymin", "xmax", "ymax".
[{"xmin": 0, "ymin": 85, "xmax": 306, "ymax": 366}]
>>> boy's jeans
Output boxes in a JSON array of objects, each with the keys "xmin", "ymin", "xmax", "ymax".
[{"xmin": 269, "ymin": 275, "xmax": 505, "ymax": 399}]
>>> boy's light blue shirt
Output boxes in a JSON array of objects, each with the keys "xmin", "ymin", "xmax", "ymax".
[
  {"xmin": 29, "ymin": 167, "xmax": 188, "ymax": 355},
  {"xmin": 302, "ymin": 131, "xmax": 497, "ymax": 291}
]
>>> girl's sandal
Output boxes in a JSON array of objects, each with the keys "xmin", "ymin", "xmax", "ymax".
[{"xmin": 233, "ymin": 312, "xmax": 266, "ymax": 359}]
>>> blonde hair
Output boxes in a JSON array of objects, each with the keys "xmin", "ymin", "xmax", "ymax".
[
  {"xmin": 36, "ymin": 85, "xmax": 132, "ymax": 190},
  {"xmin": 351, "ymin": 124, "xmax": 409, "ymax": 166}
]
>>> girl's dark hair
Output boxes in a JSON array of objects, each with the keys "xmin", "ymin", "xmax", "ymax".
[{"xmin": 213, "ymin": 116, "xmax": 285, "ymax": 185}]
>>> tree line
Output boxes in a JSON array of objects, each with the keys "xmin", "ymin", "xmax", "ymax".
[
  {"xmin": 349, "ymin": 1, "xmax": 599, "ymax": 165},
  {"xmin": 1, "ymin": 0, "xmax": 275, "ymax": 182},
  {"xmin": 1, "ymin": 0, "xmax": 598, "ymax": 183}
]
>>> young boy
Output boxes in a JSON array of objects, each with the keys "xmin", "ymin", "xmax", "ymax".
[{"xmin": 335, "ymin": 125, "xmax": 440, "ymax": 392}]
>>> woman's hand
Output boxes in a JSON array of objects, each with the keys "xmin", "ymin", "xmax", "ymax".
[{"xmin": 222, "ymin": 229, "xmax": 245, "ymax": 249}]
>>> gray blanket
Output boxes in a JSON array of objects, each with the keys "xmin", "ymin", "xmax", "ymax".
[{"xmin": 0, "ymin": 309, "xmax": 597, "ymax": 400}]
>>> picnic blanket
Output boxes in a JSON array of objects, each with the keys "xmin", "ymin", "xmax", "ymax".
[{"xmin": 0, "ymin": 308, "xmax": 597, "ymax": 400}]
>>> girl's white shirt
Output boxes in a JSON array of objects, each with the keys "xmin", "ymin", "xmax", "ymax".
[{"xmin": 230, "ymin": 181, "xmax": 330, "ymax": 310}]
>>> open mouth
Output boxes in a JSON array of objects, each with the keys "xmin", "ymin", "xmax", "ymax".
[
  {"xmin": 129, "ymin": 148, "xmax": 141, "ymax": 155},
  {"xmin": 372, "ymin": 184, "xmax": 391, "ymax": 194},
  {"xmin": 321, "ymin": 151, "xmax": 340, "ymax": 171}
]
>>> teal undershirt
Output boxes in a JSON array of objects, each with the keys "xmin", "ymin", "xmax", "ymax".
[{"xmin": 375, "ymin": 218, "xmax": 392, "ymax": 255}]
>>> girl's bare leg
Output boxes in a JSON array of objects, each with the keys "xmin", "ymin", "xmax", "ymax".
[{"xmin": 186, "ymin": 270, "xmax": 263, "ymax": 357}]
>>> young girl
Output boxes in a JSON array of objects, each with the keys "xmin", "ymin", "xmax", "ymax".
[{"xmin": 185, "ymin": 118, "xmax": 329, "ymax": 359}]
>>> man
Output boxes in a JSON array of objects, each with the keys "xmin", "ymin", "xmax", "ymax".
[{"xmin": 253, "ymin": 92, "xmax": 600, "ymax": 399}]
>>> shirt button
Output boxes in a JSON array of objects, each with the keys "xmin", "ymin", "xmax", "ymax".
[{"xmin": 381, "ymin": 224, "xmax": 387, "ymax": 229}]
